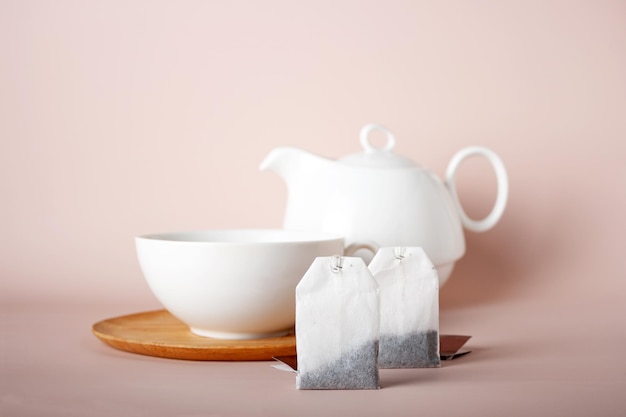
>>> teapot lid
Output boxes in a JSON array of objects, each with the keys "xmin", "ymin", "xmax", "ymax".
[{"xmin": 338, "ymin": 124, "xmax": 418, "ymax": 168}]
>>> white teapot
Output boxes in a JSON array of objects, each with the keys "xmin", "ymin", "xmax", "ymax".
[{"xmin": 260, "ymin": 124, "xmax": 508, "ymax": 286}]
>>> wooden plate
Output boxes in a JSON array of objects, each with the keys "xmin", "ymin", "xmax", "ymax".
[{"xmin": 92, "ymin": 310, "xmax": 296, "ymax": 361}]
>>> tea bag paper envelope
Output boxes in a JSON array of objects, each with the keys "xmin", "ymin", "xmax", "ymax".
[
  {"xmin": 295, "ymin": 256, "xmax": 380, "ymax": 390},
  {"xmin": 369, "ymin": 247, "xmax": 440, "ymax": 368}
]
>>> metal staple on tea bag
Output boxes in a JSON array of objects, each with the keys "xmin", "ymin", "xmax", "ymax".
[{"xmin": 330, "ymin": 255, "xmax": 344, "ymax": 274}]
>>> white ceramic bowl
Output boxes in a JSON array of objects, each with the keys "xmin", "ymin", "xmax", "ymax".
[{"xmin": 135, "ymin": 229, "xmax": 345, "ymax": 340}]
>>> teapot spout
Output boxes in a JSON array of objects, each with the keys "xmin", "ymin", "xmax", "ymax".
[
  {"xmin": 260, "ymin": 146, "xmax": 336, "ymax": 233},
  {"xmin": 259, "ymin": 146, "xmax": 322, "ymax": 183}
]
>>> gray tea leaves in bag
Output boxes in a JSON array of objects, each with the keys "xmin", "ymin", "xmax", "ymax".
[
  {"xmin": 368, "ymin": 247, "xmax": 440, "ymax": 368},
  {"xmin": 295, "ymin": 256, "xmax": 380, "ymax": 390}
]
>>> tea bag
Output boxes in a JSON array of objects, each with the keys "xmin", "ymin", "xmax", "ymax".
[
  {"xmin": 368, "ymin": 247, "xmax": 440, "ymax": 368},
  {"xmin": 295, "ymin": 256, "xmax": 380, "ymax": 390}
]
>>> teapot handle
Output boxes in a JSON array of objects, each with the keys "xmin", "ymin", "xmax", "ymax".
[
  {"xmin": 345, "ymin": 240, "xmax": 379, "ymax": 257},
  {"xmin": 445, "ymin": 146, "xmax": 509, "ymax": 232}
]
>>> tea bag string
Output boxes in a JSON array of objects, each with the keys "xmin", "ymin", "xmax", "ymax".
[
  {"xmin": 394, "ymin": 247, "xmax": 406, "ymax": 260},
  {"xmin": 330, "ymin": 255, "xmax": 344, "ymax": 274}
]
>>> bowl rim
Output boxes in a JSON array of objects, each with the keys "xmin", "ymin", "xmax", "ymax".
[{"xmin": 135, "ymin": 228, "xmax": 346, "ymax": 244}]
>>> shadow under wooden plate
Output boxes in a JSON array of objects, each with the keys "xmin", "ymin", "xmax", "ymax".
[{"xmin": 92, "ymin": 310, "xmax": 296, "ymax": 361}]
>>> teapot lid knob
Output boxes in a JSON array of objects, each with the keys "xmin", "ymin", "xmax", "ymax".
[
  {"xmin": 360, "ymin": 124, "xmax": 396, "ymax": 153},
  {"xmin": 339, "ymin": 124, "xmax": 417, "ymax": 168}
]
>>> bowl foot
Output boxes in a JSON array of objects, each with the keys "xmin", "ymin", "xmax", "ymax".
[{"xmin": 189, "ymin": 327, "xmax": 292, "ymax": 340}]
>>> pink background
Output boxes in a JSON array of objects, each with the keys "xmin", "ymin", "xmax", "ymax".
[{"xmin": 1, "ymin": 1, "xmax": 625, "ymax": 416}]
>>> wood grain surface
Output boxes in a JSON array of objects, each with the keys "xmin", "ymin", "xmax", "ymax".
[{"xmin": 92, "ymin": 310, "xmax": 296, "ymax": 361}]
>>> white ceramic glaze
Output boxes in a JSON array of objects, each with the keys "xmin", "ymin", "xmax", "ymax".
[
  {"xmin": 135, "ymin": 229, "xmax": 347, "ymax": 340},
  {"xmin": 260, "ymin": 124, "xmax": 509, "ymax": 286}
]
